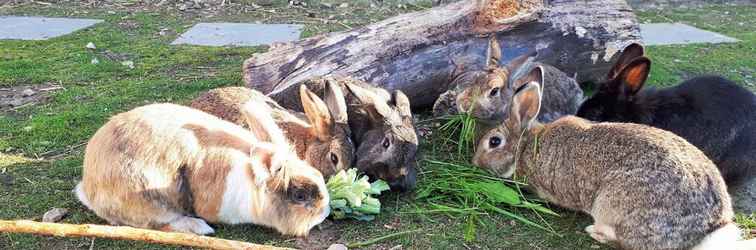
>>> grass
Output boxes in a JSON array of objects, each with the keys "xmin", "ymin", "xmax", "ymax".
[{"xmin": 0, "ymin": 1, "xmax": 754, "ymax": 249}]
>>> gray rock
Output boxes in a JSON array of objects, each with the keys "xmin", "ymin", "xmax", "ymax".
[
  {"xmin": 0, "ymin": 16, "xmax": 103, "ymax": 41},
  {"xmin": 42, "ymin": 208, "xmax": 68, "ymax": 222},
  {"xmin": 327, "ymin": 244, "xmax": 348, "ymax": 250},
  {"xmin": 172, "ymin": 23, "xmax": 302, "ymax": 47},
  {"xmin": 640, "ymin": 23, "xmax": 739, "ymax": 46},
  {"xmin": 21, "ymin": 89, "xmax": 35, "ymax": 97}
]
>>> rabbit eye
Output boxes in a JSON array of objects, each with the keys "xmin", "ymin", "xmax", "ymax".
[
  {"xmin": 489, "ymin": 87, "xmax": 500, "ymax": 97},
  {"xmin": 330, "ymin": 152, "xmax": 339, "ymax": 165},
  {"xmin": 382, "ymin": 137, "xmax": 390, "ymax": 148},
  {"xmin": 292, "ymin": 188, "xmax": 309, "ymax": 203},
  {"xmin": 489, "ymin": 137, "xmax": 502, "ymax": 148}
]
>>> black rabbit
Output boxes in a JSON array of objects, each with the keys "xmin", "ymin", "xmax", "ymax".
[{"xmin": 577, "ymin": 43, "xmax": 756, "ymax": 193}]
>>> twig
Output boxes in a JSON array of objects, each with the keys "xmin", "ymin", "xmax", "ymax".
[
  {"xmin": 38, "ymin": 86, "xmax": 64, "ymax": 92},
  {"xmin": 23, "ymin": 177, "xmax": 35, "ymax": 185},
  {"xmin": 10, "ymin": 102, "xmax": 34, "ymax": 111},
  {"xmin": 347, "ymin": 229, "xmax": 421, "ymax": 248},
  {"xmin": 0, "ymin": 220, "xmax": 292, "ymax": 250},
  {"xmin": 336, "ymin": 21, "xmax": 352, "ymax": 30}
]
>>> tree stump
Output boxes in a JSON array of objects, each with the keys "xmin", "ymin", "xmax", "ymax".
[{"xmin": 243, "ymin": 0, "xmax": 641, "ymax": 108}]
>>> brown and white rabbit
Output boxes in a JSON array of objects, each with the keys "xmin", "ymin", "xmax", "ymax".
[
  {"xmin": 576, "ymin": 43, "xmax": 756, "ymax": 212},
  {"xmin": 472, "ymin": 82, "xmax": 750, "ymax": 249},
  {"xmin": 190, "ymin": 82, "xmax": 354, "ymax": 178},
  {"xmin": 75, "ymin": 102, "xmax": 329, "ymax": 236},
  {"xmin": 433, "ymin": 36, "xmax": 583, "ymax": 124},
  {"xmin": 269, "ymin": 76, "xmax": 419, "ymax": 191}
]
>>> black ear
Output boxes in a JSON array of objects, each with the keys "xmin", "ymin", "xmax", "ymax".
[
  {"xmin": 608, "ymin": 43, "xmax": 645, "ymax": 80},
  {"xmin": 617, "ymin": 57, "xmax": 651, "ymax": 96}
]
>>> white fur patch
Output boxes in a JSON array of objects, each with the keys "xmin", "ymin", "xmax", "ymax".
[
  {"xmin": 74, "ymin": 182, "xmax": 92, "ymax": 210},
  {"xmin": 217, "ymin": 162, "xmax": 256, "ymax": 224},
  {"xmin": 692, "ymin": 223, "xmax": 741, "ymax": 250},
  {"xmin": 169, "ymin": 216, "xmax": 215, "ymax": 235}
]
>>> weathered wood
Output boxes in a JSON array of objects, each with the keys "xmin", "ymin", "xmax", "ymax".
[
  {"xmin": 243, "ymin": 0, "xmax": 640, "ymax": 108},
  {"xmin": 0, "ymin": 220, "xmax": 291, "ymax": 250}
]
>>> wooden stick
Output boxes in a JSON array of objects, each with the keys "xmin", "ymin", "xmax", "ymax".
[{"xmin": 0, "ymin": 220, "xmax": 293, "ymax": 250}]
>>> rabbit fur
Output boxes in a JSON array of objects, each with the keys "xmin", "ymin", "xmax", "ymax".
[
  {"xmin": 576, "ymin": 43, "xmax": 756, "ymax": 213},
  {"xmin": 269, "ymin": 76, "xmax": 419, "ymax": 191},
  {"xmin": 190, "ymin": 83, "xmax": 354, "ymax": 178},
  {"xmin": 76, "ymin": 102, "xmax": 329, "ymax": 236},
  {"xmin": 473, "ymin": 82, "xmax": 743, "ymax": 250},
  {"xmin": 433, "ymin": 36, "xmax": 583, "ymax": 124}
]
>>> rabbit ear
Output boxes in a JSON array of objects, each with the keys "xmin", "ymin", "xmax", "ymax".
[
  {"xmin": 323, "ymin": 79, "xmax": 348, "ymax": 124},
  {"xmin": 241, "ymin": 100, "xmax": 289, "ymax": 147},
  {"xmin": 394, "ymin": 90, "xmax": 412, "ymax": 118},
  {"xmin": 300, "ymin": 84, "xmax": 334, "ymax": 140},
  {"xmin": 617, "ymin": 57, "xmax": 651, "ymax": 97},
  {"xmin": 345, "ymin": 82, "xmax": 394, "ymax": 121},
  {"xmin": 505, "ymin": 50, "xmax": 537, "ymax": 74},
  {"xmin": 510, "ymin": 82, "xmax": 542, "ymax": 131},
  {"xmin": 486, "ymin": 36, "xmax": 502, "ymax": 68},
  {"xmin": 512, "ymin": 66, "xmax": 544, "ymax": 93},
  {"xmin": 608, "ymin": 43, "xmax": 645, "ymax": 79}
]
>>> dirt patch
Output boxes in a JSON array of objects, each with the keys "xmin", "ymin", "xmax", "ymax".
[
  {"xmin": 0, "ymin": 83, "xmax": 63, "ymax": 114},
  {"xmin": 295, "ymin": 220, "xmax": 341, "ymax": 250}
]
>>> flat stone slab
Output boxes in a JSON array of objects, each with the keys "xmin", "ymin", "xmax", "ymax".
[
  {"xmin": 640, "ymin": 23, "xmax": 739, "ymax": 46},
  {"xmin": 172, "ymin": 23, "xmax": 302, "ymax": 47},
  {"xmin": 0, "ymin": 16, "xmax": 103, "ymax": 40}
]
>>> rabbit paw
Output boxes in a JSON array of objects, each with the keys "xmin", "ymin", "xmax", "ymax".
[
  {"xmin": 168, "ymin": 216, "xmax": 215, "ymax": 235},
  {"xmin": 586, "ymin": 225, "xmax": 615, "ymax": 244}
]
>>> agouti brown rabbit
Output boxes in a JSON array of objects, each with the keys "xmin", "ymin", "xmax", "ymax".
[
  {"xmin": 190, "ymin": 82, "xmax": 354, "ymax": 178},
  {"xmin": 76, "ymin": 102, "xmax": 329, "ymax": 236},
  {"xmin": 473, "ymin": 81, "xmax": 749, "ymax": 249},
  {"xmin": 269, "ymin": 76, "xmax": 419, "ymax": 191},
  {"xmin": 433, "ymin": 36, "xmax": 582, "ymax": 124},
  {"xmin": 577, "ymin": 43, "xmax": 756, "ymax": 191}
]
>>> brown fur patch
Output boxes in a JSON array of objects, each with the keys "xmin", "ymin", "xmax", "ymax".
[{"xmin": 183, "ymin": 123, "xmax": 253, "ymax": 153}]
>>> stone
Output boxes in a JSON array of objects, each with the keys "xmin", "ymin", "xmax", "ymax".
[
  {"xmin": 42, "ymin": 208, "xmax": 68, "ymax": 222},
  {"xmin": 327, "ymin": 244, "xmax": 348, "ymax": 250},
  {"xmin": 171, "ymin": 23, "xmax": 302, "ymax": 47},
  {"xmin": 0, "ymin": 16, "xmax": 103, "ymax": 41},
  {"xmin": 640, "ymin": 23, "xmax": 739, "ymax": 46},
  {"xmin": 85, "ymin": 42, "xmax": 96, "ymax": 49},
  {"xmin": 21, "ymin": 89, "xmax": 36, "ymax": 97}
]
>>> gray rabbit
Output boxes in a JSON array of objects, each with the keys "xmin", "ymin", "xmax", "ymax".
[
  {"xmin": 270, "ymin": 76, "xmax": 419, "ymax": 191},
  {"xmin": 577, "ymin": 43, "xmax": 756, "ymax": 213},
  {"xmin": 433, "ymin": 36, "xmax": 583, "ymax": 124},
  {"xmin": 473, "ymin": 79, "xmax": 752, "ymax": 249}
]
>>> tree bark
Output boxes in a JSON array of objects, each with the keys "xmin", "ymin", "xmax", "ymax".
[
  {"xmin": 0, "ymin": 220, "xmax": 291, "ymax": 250},
  {"xmin": 243, "ymin": 0, "xmax": 641, "ymax": 108}
]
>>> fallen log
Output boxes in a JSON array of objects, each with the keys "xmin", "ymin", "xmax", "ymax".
[
  {"xmin": 0, "ymin": 220, "xmax": 292, "ymax": 250},
  {"xmin": 243, "ymin": 0, "xmax": 641, "ymax": 108}
]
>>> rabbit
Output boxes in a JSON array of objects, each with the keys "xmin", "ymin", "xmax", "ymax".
[
  {"xmin": 190, "ymin": 82, "xmax": 354, "ymax": 178},
  {"xmin": 576, "ymin": 43, "xmax": 756, "ymax": 190},
  {"xmin": 269, "ymin": 76, "xmax": 419, "ymax": 191},
  {"xmin": 471, "ymin": 80, "xmax": 751, "ymax": 249},
  {"xmin": 433, "ymin": 36, "xmax": 583, "ymax": 125},
  {"xmin": 75, "ymin": 102, "xmax": 330, "ymax": 237}
]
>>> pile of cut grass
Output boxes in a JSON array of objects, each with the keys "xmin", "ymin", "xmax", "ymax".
[{"xmin": 410, "ymin": 113, "xmax": 559, "ymax": 241}]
